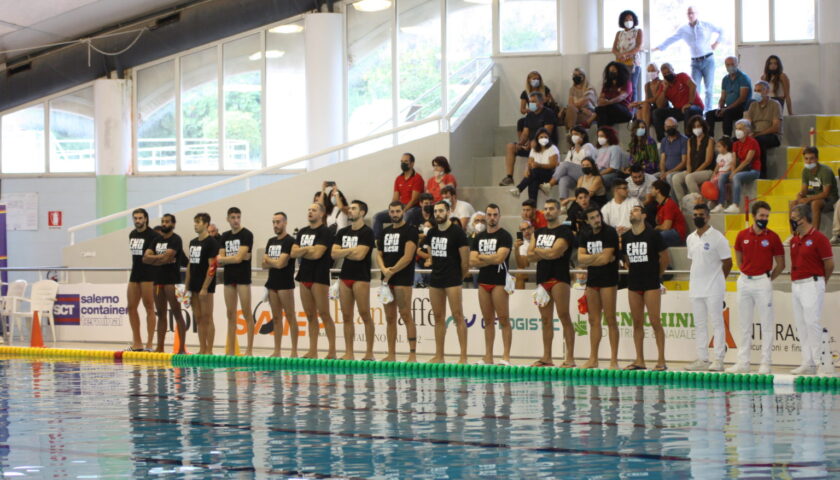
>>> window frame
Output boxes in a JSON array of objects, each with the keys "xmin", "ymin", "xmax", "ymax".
[
  {"xmin": 736, "ymin": 0, "xmax": 818, "ymax": 46},
  {"xmin": 493, "ymin": 0, "xmax": 561, "ymax": 56}
]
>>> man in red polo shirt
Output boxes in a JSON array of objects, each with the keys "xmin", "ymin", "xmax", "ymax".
[
  {"xmin": 521, "ymin": 199, "xmax": 547, "ymax": 230},
  {"xmin": 728, "ymin": 201, "xmax": 785, "ymax": 374},
  {"xmin": 789, "ymin": 204, "xmax": 835, "ymax": 375},
  {"xmin": 372, "ymin": 153, "xmax": 424, "ymax": 238},
  {"xmin": 651, "ymin": 180, "xmax": 686, "ymax": 247},
  {"xmin": 651, "ymin": 63, "xmax": 704, "ymax": 140}
]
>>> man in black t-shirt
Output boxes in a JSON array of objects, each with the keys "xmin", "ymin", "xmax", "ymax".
[
  {"xmin": 217, "ymin": 207, "xmax": 255, "ymax": 356},
  {"xmin": 261, "ymin": 211, "xmax": 298, "ymax": 358},
  {"xmin": 577, "ymin": 207, "xmax": 620, "ymax": 370},
  {"xmin": 375, "ymin": 201, "xmax": 419, "ymax": 362},
  {"xmin": 426, "ymin": 200, "xmax": 470, "ymax": 363},
  {"xmin": 184, "ymin": 212, "xmax": 219, "ymax": 355},
  {"xmin": 499, "ymin": 91, "xmax": 558, "ymax": 186},
  {"xmin": 622, "ymin": 205, "xmax": 669, "ymax": 371},
  {"xmin": 127, "ymin": 208, "xmax": 159, "ymax": 352},
  {"xmin": 291, "ymin": 203, "xmax": 336, "ymax": 359},
  {"xmin": 528, "ymin": 199, "xmax": 576, "ymax": 368},
  {"xmin": 142, "ymin": 213, "xmax": 186, "ymax": 354},
  {"xmin": 331, "ymin": 200, "xmax": 376, "ymax": 361},
  {"xmin": 469, "ymin": 204, "xmax": 513, "ymax": 366}
]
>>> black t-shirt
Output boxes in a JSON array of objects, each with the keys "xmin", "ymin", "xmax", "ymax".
[
  {"xmin": 153, "ymin": 233, "xmax": 183, "ymax": 285},
  {"xmin": 425, "ymin": 224, "xmax": 468, "ymax": 288},
  {"xmin": 534, "ymin": 225, "xmax": 575, "ymax": 284},
  {"xmin": 129, "ymin": 228, "xmax": 159, "ymax": 280},
  {"xmin": 334, "ymin": 225, "xmax": 375, "ymax": 281},
  {"xmin": 578, "ymin": 225, "xmax": 620, "ymax": 287},
  {"xmin": 622, "ymin": 227, "xmax": 666, "ymax": 291},
  {"xmin": 295, "ymin": 225, "xmax": 333, "ymax": 285},
  {"xmin": 188, "ymin": 236, "xmax": 218, "ymax": 292},
  {"xmin": 521, "ymin": 107, "xmax": 558, "ymax": 141},
  {"xmin": 220, "ymin": 228, "xmax": 254, "ymax": 285},
  {"xmin": 377, "ymin": 223, "xmax": 419, "ymax": 286},
  {"xmin": 265, "ymin": 235, "xmax": 295, "ymax": 290},
  {"xmin": 567, "ymin": 200, "xmax": 601, "ymax": 234},
  {"xmin": 470, "ymin": 229, "xmax": 513, "ymax": 286}
]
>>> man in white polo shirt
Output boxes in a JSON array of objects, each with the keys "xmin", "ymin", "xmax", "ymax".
[{"xmin": 686, "ymin": 203, "xmax": 732, "ymax": 371}]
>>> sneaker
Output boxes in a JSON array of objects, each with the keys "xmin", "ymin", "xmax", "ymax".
[
  {"xmin": 685, "ymin": 360, "xmax": 710, "ymax": 371},
  {"xmin": 499, "ymin": 175, "xmax": 514, "ymax": 186},
  {"xmin": 818, "ymin": 364, "xmax": 836, "ymax": 376},
  {"xmin": 791, "ymin": 364, "xmax": 816, "ymax": 375},
  {"xmin": 757, "ymin": 363, "xmax": 772, "ymax": 375},
  {"xmin": 723, "ymin": 204, "xmax": 740, "ymax": 214},
  {"xmin": 725, "ymin": 362, "xmax": 750, "ymax": 373},
  {"xmin": 509, "ymin": 187, "xmax": 521, "ymax": 197},
  {"xmin": 831, "ymin": 235, "xmax": 840, "ymax": 246},
  {"xmin": 708, "ymin": 360, "xmax": 724, "ymax": 372},
  {"xmin": 710, "ymin": 204, "xmax": 724, "ymax": 213},
  {"xmin": 539, "ymin": 183, "xmax": 552, "ymax": 196}
]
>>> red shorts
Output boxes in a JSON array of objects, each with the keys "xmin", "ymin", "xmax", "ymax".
[
  {"xmin": 479, "ymin": 283, "xmax": 497, "ymax": 293},
  {"xmin": 301, "ymin": 281, "xmax": 314, "ymax": 289},
  {"xmin": 540, "ymin": 279, "xmax": 560, "ymax": 292},
  {"xmin": 342, "ymin": 279, "xmax": 356, "ymax": 288}
]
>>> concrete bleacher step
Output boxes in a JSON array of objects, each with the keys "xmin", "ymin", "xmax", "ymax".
[
  {"xmin": 756, "ymin": 178, "xmax": 799, "ymax": 197},
  {"xmin": 816, "ymin": 115, "xmax": 840, "ymax": 133},
  {"xmin": 459, "ymin": 186, "xmax": 556, "ymax": 214}
]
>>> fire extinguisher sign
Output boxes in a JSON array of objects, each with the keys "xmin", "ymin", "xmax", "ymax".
[{"xmin": 48, "ymin": 211, "xmax": 63, "ymax": 229}]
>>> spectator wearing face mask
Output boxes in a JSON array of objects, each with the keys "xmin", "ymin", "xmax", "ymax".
[
  {"xmin": 672, "ymin": 116, "xmax": 715, "ymax": 200},
  {"xmin": 744, "ymin": 81, "xmax": 782, "ymax": 178},
  {"xmin": 560, "ymin": 68, "xmax": 597, "ymax": 129},
  {"xmin": 627, "ymin": 119, "xmax": 659, "ymax": 175},
  {"xmin": 426, "ymin": 156, "xmax": 457, "ymax": 203},
  {"xmin": 793, "ymin": 147, "xmax": 837, "ymax": 235},
  {"xmin": 629, "ymin": 63, "xmax": 666, "ymax": 127},
  {"xmin": 761, "ymin": 55, "xmax": 793, "ymax": 115},
  {"xmin": 705, "ymin": 56, "xmax": 751, "ymax": 137},
  {"xmin": 316, "ymin": 182, "xmax": 349, "ymax": 233},
  {"xmin": 510, "ymin": 128, "xmax": 560, "ymax": 201},
  {"xmin": 652, "ymin": 63, "xmax": 704, "ymax": 141},
  {"xmin": 372, "ymin": 153, "xmax": 424, "ymax": 238},
  {"xmin": 611, "ymin": 10, "xmax": 644, "ymax": 102},
  {"xmin": 595, "ymin": 62, "xmax": 633, "ymax": 126},
  {"xmin": 658, "ymin": 117, "xmax": 688, "ymax": 187},
  {"xmin": 595, "ymin": 126, "xmax": 628, "ymax": 190},
  {"xmin": 546, "ymin": 127, "xmax": 597, "ymax": 200},
  {"xmin": 440, "ymin": 185, "xmax": 475, "ymax": 229},
  {"xmin": 501, "ymin": 91, "xmax": 558, "ymax": 187},
  {"xmin": 406, "ymin": 192, "xmax": 435, "ymax": 228},
  {"xmin": 723, "ymin": 119, "xmax": 762, "ymax": 214},
  {"xmin": 518, "ymin": 71, "xmax": 556, "ymax": 118}
]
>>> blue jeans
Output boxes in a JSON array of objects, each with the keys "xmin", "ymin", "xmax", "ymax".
[
  {"xmin": 691, "ymin": 54, "xmax": 715, "ymax": 111},
  {"xmin": 659, "ymin": 229, "xmax": 684, "ymax": 247},
  {"xmin": 732, "ymin": 169, "xmax": 760, "ymax": 208},
  {"xmin": 717, "ymin": 171, "xmax": 731, "ymax": 204},
  {"xmin": 630, "ymin": 65, "xmax": 641, "ymax": 102}
]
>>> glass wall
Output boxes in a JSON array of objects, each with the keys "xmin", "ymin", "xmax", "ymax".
[
  {"xmin": 446, "ymin": 0, "xmax": 492, "ymax": 111},
  {"xmin": 49, "ymin": 87, "xmax": 94, "ymax": 173},
  {"xmin": 180, "ymin": 47, "xmax": 220, "ymax": 171},
  {"xmin": 397, "ymin": 0, "xmax": 442, "ymax": 125},
  {"xmin": 266, "ymin": 22, "xmax": 306, "ymax": 167},
  {"xmin": 1, "ymin": 105, "xmax": 45, "ymax": 173},
  {"xmin": 500, "ymin": 0, "xmax": 558, "ymax": 53},
  {"xmin": 223, "ymin": 33, "xmax": 263, "ymax": 170},
  {"xmin": 136, "ymin": 60, "xmax": 176, "ymax": 172}
]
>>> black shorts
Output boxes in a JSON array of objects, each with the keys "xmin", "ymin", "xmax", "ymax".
[
  {"xmin": 627, "ymin": 279, "xmax": 660, "ymax": 293},
  {"xmin": 265, "ymin": 279, "xmax": 295, "ymax": 291},
  {"xmin": 383, "ymin": 267, "xmax": 414, "ymax": 287},
  {"xmin": 188, "ymin": 278, "xmax": 216, "ymax": 294},
  {"xmin": 223, "ymin": 267, "xmax": 252, "ymax": 286},
  {"xmin": 154, "ymin": 268, "xmax": 180, "ymax": 286},
  {"xmin": 129, "ymin": 268, "xmax": 156, "ymax": 283},
  {"xmin": 429, "ymin": 276, "xmax": 462, "ymax": 289}
]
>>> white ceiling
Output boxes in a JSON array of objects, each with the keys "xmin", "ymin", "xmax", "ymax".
[{"xmin": 0, "ymin": 0, "xmax": 189, "ymax": 63}]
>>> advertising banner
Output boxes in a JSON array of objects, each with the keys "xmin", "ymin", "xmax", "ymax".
[{"xmin": 52, "ymin": 283, "xmax": 838, "ymax": 366}]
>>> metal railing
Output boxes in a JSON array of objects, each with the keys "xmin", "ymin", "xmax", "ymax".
[{"xmin": 67, "ymin": 61, "xmax": 495, "ymax": 245}]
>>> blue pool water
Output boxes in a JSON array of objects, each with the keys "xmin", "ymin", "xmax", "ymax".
[{"xmin": 0, "ymin": 358, "xmax": 837, "ymax": 479}]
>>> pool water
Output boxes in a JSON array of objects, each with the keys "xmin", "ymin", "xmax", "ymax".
[{"xmin": 0, "ymin": 358, "xmax": 837, "ymax": 479}]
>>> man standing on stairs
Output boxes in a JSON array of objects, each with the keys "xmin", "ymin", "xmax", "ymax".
[
  {"xmin": 685, "ymin": 204, "xmax": 732, "ymax": 372},
  {"xmin": 789, "ymin": 204, "xmax": 835, "ymax": 375},
  {"xmin": 500, "ymin": 91, "xmax": 558, "ymax": 187},
  {"xmin": 793, "ymin": 147, "xmax": 837, "ymax": 234},
  {"xmin": 332, "ymin": 200, "xmax": 376, "ymax": 361},
  {"xmin": 727, "ymin": 201, "xmax": 785, "ymax": 374},
  {"xmin": 469, "ymin": 203, "xmax": 513, "ymax": 366},
  {"xmin": 292, "ymin": 203, "xmax": 337, "ymax": 359},
  {"xmin": 373, "ymin": 153, "xmax": 424, "ymax": 239},
  {"xmin": 218, "ymin": 207, "xmax": 255, "ymax": 356},
  {"xmin": 425, "ymin": 200, "xmax": 470, "ymax": 363},
  {"xmin": 127, "ymin": 208, "xmax": 160, "ymax": 352}
]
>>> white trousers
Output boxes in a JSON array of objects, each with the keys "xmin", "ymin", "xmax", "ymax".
[
  {"xmin": 691, "ymin": 294, "xmax": 726, "ymax": 362},
  {"xmin": 736, "ymin": 275, "xmax": 774, "ymax": 365},
  {"xmin": 791, "ymin": 276, "xmax": 826, "ymax": 367}
]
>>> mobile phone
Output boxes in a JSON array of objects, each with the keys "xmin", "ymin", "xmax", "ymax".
[
  {"xmin": 516, "ymin": 231, "xmax": 523, "ymax": 241},
  {"xmin": 325, "ymin": 181, "xmax": 336, "ymax": 187}
]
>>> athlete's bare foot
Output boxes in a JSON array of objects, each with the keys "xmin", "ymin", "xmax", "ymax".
[
  {"xmin": 501, "ymin": 355, "xmax": 512, "ymax": 364},
  {"xmin": 406, "ymin": 353, "xmax": 417, "ymax": 363},
  {"xmin": 362, "ymin": 354, "xmax": 376, "ymax": 361},
  {"xmin": 482, "ymin": 355, "xmax": 494, "ymax": 365},
  {"xmin": 245, "ymin": 348, "xmax": 253, "ymax": 357},
  {"xmin": 290, "ymin": 349, "xmax": 299, "ymax": 358},
  {"xmin": 324, "ymin": 352, "xmax": 337, "ymax": 360},
  {"xmin": 154, "ymin": 347, "xmax": 164, "ymax": 353},
  {"xmin": 458, "ymin": 355, "xmax": 468, "ymax": 364},
  {"xmin": 580, "ymin": 359, "xmax": 599, "ymax": 369},
  {"xmin": 558, "ymin": 361, "xmax": 576, "ymax": 368},
  {"xmin": 302, "ymin": 350, "xmax": 318, "ymax": 359},
  {"xmin": 428, "ymin": 355, "xmax": 445, "ymax": 364},
  {"xmin": 206, "ymin": 349, "xmax": 213, "ymax": 355},
  {"xmin": 270, "ymin": 350, "xmax": 282, "ymax": 358},
  {"xmin": 609, "ymin": 361, "xmax": 620, "ymax": 370},
  {"xmin": 381, "ymin": 354, "xmax": 396, "ymax": 362},
  {"xmin": 340, "ymin": 353, "xmax": 355, "ymax": 361}
]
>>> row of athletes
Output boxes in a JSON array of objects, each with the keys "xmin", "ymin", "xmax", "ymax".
[{"xmin": 125, "ymin": 196, "xmax": 825, "ymax": 371}]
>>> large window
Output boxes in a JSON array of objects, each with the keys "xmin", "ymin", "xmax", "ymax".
[
  {"xmin": 1, "ymin": 105, "xmax": 45, "ymax": 174},
  {"xmin": 742, "ymin": 0, "xmax": 816, "ymax": 43},
  {"xmin": 601, "ymin": 0, "xmax": 644, "ymax": 50},
  {"xmin": 397, "ymin": 0, "xmax": 442, "ymax": 125},
  {"xmin": 223, "ymin": 33, "xmax": 263, "ymax": 170},
  {"xmin": 49, "ymin": 87, "xmax": 94, "ymax": 173},
  {"xmin": 180, "ymin": 47, "xmax": 219, "ymax": 171},
  {"xmin": 499, "ymin": 0, "xmax": 558, "ymax": 53},
  {"xmin": 446, "ymin": 0, "xmax": 491, "ymax": 111},
  {"xmin": 265, "ymin": 22, "xmax": 306, "ymax": 167},
  {"xmin": 136, "ymin": 60, "xmax": 176, "ymax": 172}
]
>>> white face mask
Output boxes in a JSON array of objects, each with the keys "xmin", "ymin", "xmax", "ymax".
[
  {"xmin": 635, "ymin": 128, "xmax": 646, "ymax": 137},
  {"xmin": 473, "ymin": 223, "xmax": 486, "ymax": 233},
  {"xmin": 804, "ymin": 162, "xmax": 817, "ymax": 170},
  {"xmin": 530, "ymin": 78, "xmax": 540, "ymax": 88},
  {"xmin": 647, "ymin": 72, "xmax": 658, "ymax": 82},
  {"xmin": 421, "ymin": 226, "xmax": 430, "ymax": 235},
  {"xmin": 571, "ymin": 135, "xmax": 582, "ymax": 145},
  {"xmin": 734, "ymin": 129, "xmax": 746, "ymax": 140},
  {"xmin": 692, "ymin": 128, "xmax": 704, "ymax": 137},
  {"xmin": 538, "ymin": 137, "xmax": 550, "ymax": 146},
  {"xmin": 624, "ymin": 20, "xmax": 634, "ymax": 29},
  {"xmin": 598, "ymin": 137, "xmax": 608, "ymax": 146}
]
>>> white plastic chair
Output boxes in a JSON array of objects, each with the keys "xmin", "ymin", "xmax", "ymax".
[
  {"xmin": 9, "ymin": 280, "xmax": 58, "ymax": 346},
  {"xmin": 0, "ymin": 280, "xmax": 27, "ymax": 344}
]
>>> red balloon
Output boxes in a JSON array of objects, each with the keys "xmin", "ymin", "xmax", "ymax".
[{"xmin": 701, "ymin": 181, "xmax": 718, "ymax": 200}]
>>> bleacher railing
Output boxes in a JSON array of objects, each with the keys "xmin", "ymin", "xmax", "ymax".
[{"xmin": 67, "ymin": 60, "xmax": 495, "ymax": 245}]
